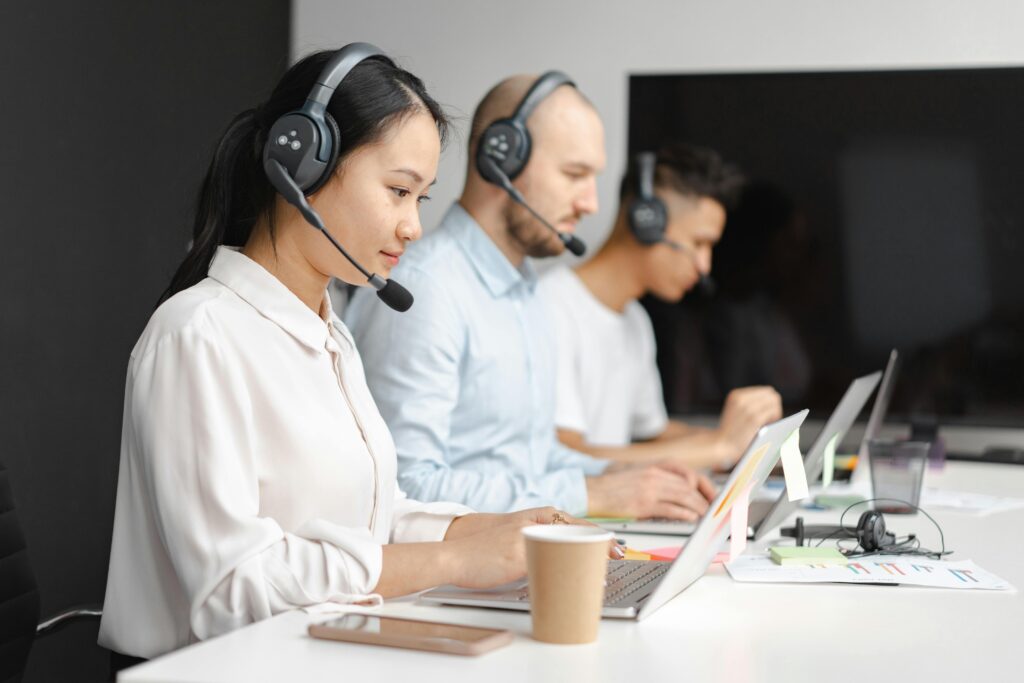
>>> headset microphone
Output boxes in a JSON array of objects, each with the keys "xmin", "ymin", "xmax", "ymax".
[
  {"xmin": 479, "ymin": 156, "xmax": 586, "ymax": 257},
  {"xmin": 661, "ymin": 238, "xmax": 717, "ymax": 297},
  {"xmin": 264, "ymin": 158, "xmax": 413, "ymax": 312}
]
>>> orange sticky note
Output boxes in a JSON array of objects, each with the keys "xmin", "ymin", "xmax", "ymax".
[
  {"xmin": 623, "ymin": 549, "xmax": 652, "ymax": 561},
  {"xmin": 640, "ymin": 545, "xmax": 730, "ymax": 563},
  {"xmin": 729, "ymin": 484, "xmax": 753, "ymax": 562}
]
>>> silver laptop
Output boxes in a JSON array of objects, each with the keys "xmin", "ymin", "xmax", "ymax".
[
  {"xmin": 599, "ymin": 368, "xmax": 886, "ymax": 539},
  {"xmin": 420, "ymin": 411, "xmax": 808, "ymax": 620},
  {"xmin": 850, "ymin": 349, "xmax": 900, "ymax": 489},
  {"xmin": 751, "ymin": 368, "xmax": 883, "ymax": 539}
]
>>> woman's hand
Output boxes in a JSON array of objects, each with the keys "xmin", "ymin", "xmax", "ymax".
[{"xmin": 442, "ymin": 507, "xmax": 624, "ymax": 589}]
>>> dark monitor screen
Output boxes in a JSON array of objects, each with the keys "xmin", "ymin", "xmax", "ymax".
[{"xmin": 629, "ymin": 67, "xmax": 1024, "ymax": 427}]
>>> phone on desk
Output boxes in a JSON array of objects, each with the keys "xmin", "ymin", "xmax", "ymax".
[{"xmin": 308, "ymin": 614, "xmax": 513, "ymax": 656}]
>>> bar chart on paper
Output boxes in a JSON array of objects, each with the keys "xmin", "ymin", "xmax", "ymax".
[{"xmin": 725, "ymin": 555, "xmax": 1013, "ymax": 590}]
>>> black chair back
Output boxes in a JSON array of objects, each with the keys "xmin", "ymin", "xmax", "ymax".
[{"xmin": 0, "ymin": 463, "xmax": 41, "ymax": 683}]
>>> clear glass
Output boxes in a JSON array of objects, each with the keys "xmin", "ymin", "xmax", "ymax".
[{"xmin": 867, "ymin": 439, "xmax": 930, "ymax": 513}]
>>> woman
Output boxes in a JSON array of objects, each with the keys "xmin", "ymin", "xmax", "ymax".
[{"xmin": 98, "ymin": 46, "xmax": 605, "ymax": 662}]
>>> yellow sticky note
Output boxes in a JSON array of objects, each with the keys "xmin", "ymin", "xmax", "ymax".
[
  {"xmin": 780, "ymin": 429, "xmax": 809, "ymax": 501},
  {"xmin": 822, "ymin": 434, "xmax": 839, "ymax": 488}
]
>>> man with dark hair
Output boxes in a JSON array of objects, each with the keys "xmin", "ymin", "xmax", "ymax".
[
  {"xmin": 540, "ymin": 143, "xmax": 783, "ymax": 469},
  {"xmin": 346, "ymin": 78, "xmax": 715, "ymax": 522}
]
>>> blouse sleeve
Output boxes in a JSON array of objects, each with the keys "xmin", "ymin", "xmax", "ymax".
[
  {"xmin": 390, "ymin": 489, "xmax": 474, "ymax": 544},
  {"xmin": 127, "ymin": 319, "xmax": 384, "ymax": 641}
]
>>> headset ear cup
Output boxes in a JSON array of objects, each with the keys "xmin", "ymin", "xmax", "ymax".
[
  {"xmin": 476, "ymin": 119, "xmax": 531, "ymax": 184},
  {"xmin": 628, "ymin": 197, "xmax": 668, "ymax": 245},
  {"xmin": 856, "ymin": 511, "xmax": 887, "ymax": 552},
  {"xmin": 304, "ymin": 112, "xmax": 341, "ymax": 196}
]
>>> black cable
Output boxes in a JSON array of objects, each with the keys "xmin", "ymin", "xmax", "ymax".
[{"xmin": 833, "ymin": 497, "xmax": 952, "ymax": 560}]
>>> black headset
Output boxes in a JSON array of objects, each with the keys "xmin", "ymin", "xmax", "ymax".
[
  {"xmin": 260, "ymin": 43, "xmax": 413, "ymax": 312},
  {"xmin": 626, "ymin": 150, "xmax": 717, "ymax": 295},
  {"xmin": 475, "ymin": 70, "xmax": 575, "ymax": 185},
  {"xmin": 263, "ymin": 42, "xmax": 382, "ymax": 196},
  {"xmin": 472, "ymin": 71, "xmax": 587, "ymax": 257},
  {"xmin": 853, "ymin": 510, "xmax": 896, "ymax": 552},
  {"xmin": 628, "ymin": 151, "xmax": 669, "ymax": 245}
]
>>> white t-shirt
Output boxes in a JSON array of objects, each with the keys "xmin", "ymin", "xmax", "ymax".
[
  {"xmin": 539, "ymin": 265, "xmax": 668, "ymax": 447},
  {"xmin": 99, "ymin": 247, "xmax": 470, "ymax": 659}
]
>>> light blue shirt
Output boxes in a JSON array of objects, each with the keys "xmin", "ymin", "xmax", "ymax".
[{"xmin": 345, "ymin": 203, "xmax": 608, "ymax": 515}]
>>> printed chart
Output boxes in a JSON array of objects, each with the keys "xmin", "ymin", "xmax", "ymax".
[{"xmin": 725, "ymin": 554, "xmax": 1012, "ymax": 590}]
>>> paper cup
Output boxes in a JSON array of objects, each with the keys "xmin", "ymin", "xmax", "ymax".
[{"xmin": 522, "ymin": 525, "xmax": 613, "ymax": 644}]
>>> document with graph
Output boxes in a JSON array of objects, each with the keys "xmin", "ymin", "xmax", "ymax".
[{"xmin": 725, "ymin": 555, "xmax": 1013, "ymax": 591}]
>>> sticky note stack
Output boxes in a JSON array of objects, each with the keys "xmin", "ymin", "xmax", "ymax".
[{"xmin": 769, "ymin": 546, "xmax": 849, "ymax": 566}]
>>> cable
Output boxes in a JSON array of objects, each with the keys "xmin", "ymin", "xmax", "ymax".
[{"xmin": 834, "ymin": 497, "xmax": 952, "ymax": 560}]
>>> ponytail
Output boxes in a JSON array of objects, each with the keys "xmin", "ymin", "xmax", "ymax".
[{"xmin": 158, "ymin": 108, "xmax": 272, "ymax": 305}]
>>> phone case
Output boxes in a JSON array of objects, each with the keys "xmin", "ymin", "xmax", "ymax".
[{"xmin": 308, "ymin": 615, "xmax": 514, "ymax": 656}]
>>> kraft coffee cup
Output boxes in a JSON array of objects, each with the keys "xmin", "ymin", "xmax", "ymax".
[{"xmin": 522, "ymin": 525, "xmax": 613, "ymax": 644}]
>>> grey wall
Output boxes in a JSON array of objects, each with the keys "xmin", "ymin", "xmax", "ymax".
[
  {"xmin": 0, "ymin": 3, "xmax": 289, "ymax": 680},
  {"xmin": 293, "ymin": 0, "xmax": 1024, "ymax": 259},
  {"xmin": 293, "ymin": 0, "xmax": 1024, "ymax": 451}
]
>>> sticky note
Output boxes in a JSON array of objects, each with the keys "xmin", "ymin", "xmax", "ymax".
[
  {"xmin": 822, "ymin": 434, "xmax": 839, "ymax": 488},
  {"xmin": 779, "ymin": 429, "xmax": 809, "ymax": 501},
  {"xmin": 623, "ymin": 549, "xmax": 652, "ymax": 561},
  {"xmin": 729, "ymin": 484, "xmax": 752, "ymax": 562},
  {"xmin": 641, "ymin": 546, "xmax": 730, "ymax": 564},
  {"xmin": 770, "ymin": 546, "xmax": 848, "ymax": 566}
]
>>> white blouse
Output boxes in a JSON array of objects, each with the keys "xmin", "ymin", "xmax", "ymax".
[{"xmin": 98, "ymin": 247, "xmax": 471, "ymax": 659}]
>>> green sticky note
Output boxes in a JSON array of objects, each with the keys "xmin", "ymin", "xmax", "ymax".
[
  {"xmin": 814, "ymin": 494, "xmax": 865, "ymax": 509},
  {"xmin": 770, "ymin": 546, "xmax": 848, "ymax": 566},
  {"xmin": 822, "ymin": 434, "xmax": 839, "ymax": 488}
]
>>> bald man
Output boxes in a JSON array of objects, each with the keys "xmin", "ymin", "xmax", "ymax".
[{"xmin": 345, "ymin": 74, "xmax": 714, "ymax": 520}]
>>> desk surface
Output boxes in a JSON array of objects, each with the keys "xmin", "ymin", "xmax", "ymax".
[{"xmin": 120, "ymin": 462, "xmax": 1023, "ymax": 683}]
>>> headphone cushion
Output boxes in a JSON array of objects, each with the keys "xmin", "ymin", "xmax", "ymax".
[
  {"xmin": 629, "ymin": 197, "xmax": 668, "ymax": 245},
  {"xmin": 304, "ymin": 111, "xmax": 341, "ymax": 196},
  {"xmin": 476, "ymin": 119, "xmax": 531, "ymax": 183},
  {"xmin": 856, "ymin": 511, "xmax": 887, "ymax": 552}
]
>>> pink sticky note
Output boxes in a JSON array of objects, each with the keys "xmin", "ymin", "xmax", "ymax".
[{"xmin": 729, "ymin": 484, "xmax": 753, "ymax": 562}]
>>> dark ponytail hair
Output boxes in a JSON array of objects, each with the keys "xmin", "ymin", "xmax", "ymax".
[{"xmin": 159, "ymin": 50, "xmax": 450, "ymax": 305}]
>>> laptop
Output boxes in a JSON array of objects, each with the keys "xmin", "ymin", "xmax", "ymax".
[
  {"xmin": 598, "ymin": 370, "xmax": 885, "ymax": 539},
  {"xmin": 850, "ymin": 349, "xmax": 900, "ymax": 488},
  {"xmin": 751, "ymin": 369, "xmax": 882, "ymax": 539},
  {"xmin": 420, "ymin": 411, "xmax": 808, "ymax": 621}
]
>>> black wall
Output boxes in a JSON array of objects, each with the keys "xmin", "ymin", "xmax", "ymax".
[{"xmin": 0, "ymin": 3, "xmax": 289, "ymax": 680}]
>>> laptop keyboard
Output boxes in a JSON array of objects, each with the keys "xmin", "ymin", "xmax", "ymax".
[{"xmin": 508, "ymin": 560, "xmax": 670, "ymax": 606}]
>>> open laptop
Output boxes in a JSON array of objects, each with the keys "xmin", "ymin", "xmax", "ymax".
[
  {"xmin": 750, "ymin": 368, "xmax": 883, "ymax": 539},
  {"xmin": 421, "ymin": 411, "xmax": 807, "ymax": 621},
  {"xmin": 598, "ymin": 370, "xmax": 884, "ymax": 538},
  {"xmin": 850, "ymin": 349, "xmax": 900, "ymax": 488}
]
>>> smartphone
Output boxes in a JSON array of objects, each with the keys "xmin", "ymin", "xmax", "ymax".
[{"xmin": 308, "ymin": 614, "xmax": 514, "ymax": 656}]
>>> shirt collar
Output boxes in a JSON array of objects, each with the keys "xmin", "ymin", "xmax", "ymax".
[
  {"xmin": 208, "ymin": 246, "xmax": 332, "ymax": 353},
  {"xmin": 445, "ymin": 203, "xmax": 538, "ymax": 298}
]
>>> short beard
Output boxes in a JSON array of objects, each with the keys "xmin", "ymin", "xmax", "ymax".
[{"xmin": 504, "ymin": 202, "xmax": 564, "ymax": 259}]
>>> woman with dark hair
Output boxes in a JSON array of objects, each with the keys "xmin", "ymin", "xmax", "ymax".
[{"xmin": 98, "ymin": 47, "xmax": 600, "ymax": 662}]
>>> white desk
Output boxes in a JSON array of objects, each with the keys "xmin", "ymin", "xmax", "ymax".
[{"xmin": 120, "ymin": 462, "xmax": 1023, "ymax": 683}]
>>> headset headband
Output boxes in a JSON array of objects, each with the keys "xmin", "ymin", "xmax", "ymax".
[
  {"xmin": 636, "ymin": 151, "xmax": 657, "ymax": 199},
  {"xmin": 511, "ymin": 70, "xmax": 575, "ymax": 125},
  {"xmin": 299, "ymin": 42, "xmax": 383, "ymax": 162},
  {"xmin": 306, "ymin": 42, "xmax": 383, "ymax": 112}
]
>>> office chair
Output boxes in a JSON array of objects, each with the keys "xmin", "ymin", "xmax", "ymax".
[{"xmin": 0, "ymin": 462, "xmax": 102, "ymax": 683}]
